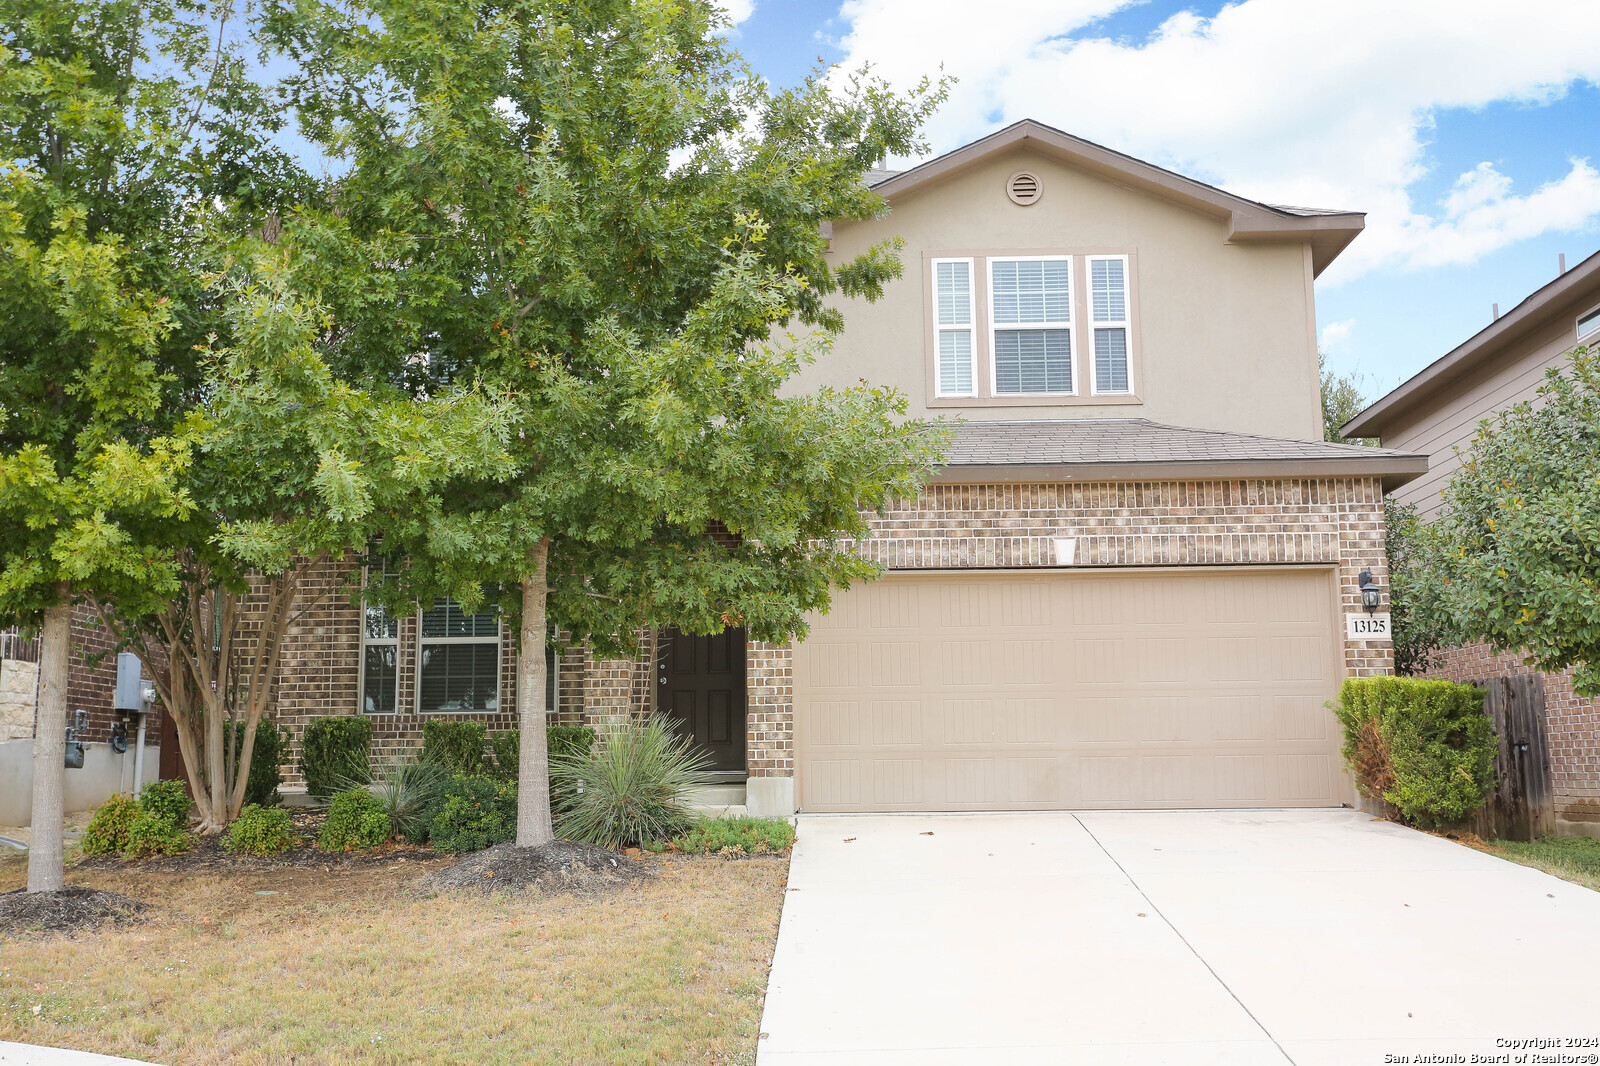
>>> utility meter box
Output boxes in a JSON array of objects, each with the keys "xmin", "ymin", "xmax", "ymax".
[{"xmin": 114, "ymin": 652, "xmax": 144, "ymax": 712}]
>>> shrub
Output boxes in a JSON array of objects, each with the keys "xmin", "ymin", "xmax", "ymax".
[
  {"xmin": 366, "ymin": 758, "xmax": 452, "ymax": 845},
  {"xmin": 1334, "ymin": 676, "xmax": 1496, "ymax": 827},
  {"xmin": 422, "ymin": 720, "xmax": 488, "ymax": 774},
  {"xmin": 426, "ymin": 774, "xmax": 517, "ymax": 852},
  {"xmin": 138, "ymin": 779, "xmax": 193, "ymax": 828},
  {"xmin": 125, "ymin": 812, "xmax": 192, "ymax": 857},
  {"xmin": 299, "ymin": 716, "xmax": 373, "ymax": 799},
  {"xmin": 228, "ymin": 718, "xmax": 286, "ymax": 807},
  {"xmin": 484, "ymin": 725, "xmax": 595, "ymax": 779},
  {"xmin": 551, "ymin": 716, "xmax": 708, "ymax": 850},
  {"xmin": 81, "ymin": 794, "xmax": 141, "ymax": 856},
  {"xmin": 670, "ymin": 817, "xmax": 795, "ymax": 855},
  {"xmin": 224, "ymin": 804, "xmax": 296, "ymax": 856},
  {"xmin": 319, "ymin": 788, "xmax": 392, "ymax": 850}
]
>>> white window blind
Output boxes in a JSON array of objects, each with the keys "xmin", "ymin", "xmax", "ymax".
[
  {"xmin": 1579, "ymin": 305, "xmax": 1600, "ymax": 341},
  {"xmin": 990, "ymin": 257, "xmax": 1074, "ymax": 394},
  {"xmin": 933, "ymin": 259, "xmax": 976, "ymax": 396},
  {"xmin": 1089, "ymin": 256, "xmax": 1131, "ymax": 393},
  {"xmin": 418, "ymin": 599, "xmax": 501, "ymax": 712}
]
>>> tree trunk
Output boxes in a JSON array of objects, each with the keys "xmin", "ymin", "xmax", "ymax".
[
  {"xmin": 27, "ymin": 585, "xmax": 71, "ymax": 893},
  {"xmin": 516, "ymin": 537, "xmax": 554, "ymax": 848}
]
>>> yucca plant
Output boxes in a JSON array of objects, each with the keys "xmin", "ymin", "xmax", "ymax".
[
  {"xmin": 550, "ymin": 716, "xmax": 711, "ymax": 850},
  {"xmin": 347, "ymin": 757, "xmax": 452, "ymax": 844}
]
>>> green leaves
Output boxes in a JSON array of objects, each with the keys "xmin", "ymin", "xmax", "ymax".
[
  {"xmin": 259, "ymin": 0, "xmax": 951, "ymax": 649},
  {"xmin": 1413, "ymin": 347, "xmax": 1600, "ymax": 697}
]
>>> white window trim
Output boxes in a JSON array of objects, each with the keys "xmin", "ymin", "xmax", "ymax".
[
  {"xmin": 358, "ymin": 563, "xmax": 402, "ymax": 717},
  {"xmin": 1086, "ymin": 254, "xmax": 1134, "ymax": 396},
  {"xmin": 988, "ymin": 254, "xmax": 1077, "ymax": 397},
  {"xmin": 414, "ymin": 601, "xmax": 504, "ymax": 714},
  {"xmin": 544, "ymin": 632, "xmax": 561, "ymax": 717},
  {"xmin": 1578, "ymin": 301, "xmax": 1600, "ymax": 343},
  {"xmin": 931, "ymin": 257, "xmax": 978, "ymax": 397}
]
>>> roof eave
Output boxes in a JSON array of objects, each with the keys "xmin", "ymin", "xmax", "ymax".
[
  {"xmin": 931, "ymin": 454, "xmax": 1429, "ymax": 492},
  {"xmin": 868, "ymin": 120, "xmax": 1365, "ymax": 274}
]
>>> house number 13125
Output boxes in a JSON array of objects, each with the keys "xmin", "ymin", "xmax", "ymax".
[{"xmin": 1345, "ymin": 613, "xmax": 1392, "ymax": 640}]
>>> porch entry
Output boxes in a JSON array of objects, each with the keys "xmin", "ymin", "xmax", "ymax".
[{"xmin": 658, "ymin": 626, "xmax": 747, "ymax": 778}]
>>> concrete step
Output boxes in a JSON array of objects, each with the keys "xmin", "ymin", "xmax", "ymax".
[{"xmin": 686, "ymin": 782, "xmax": 747, "ymax": 820}]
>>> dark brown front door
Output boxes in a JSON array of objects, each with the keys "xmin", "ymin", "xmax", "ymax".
[{"xmin": 658, "ymin": 627, "xmax": 746, "ymax": 774}]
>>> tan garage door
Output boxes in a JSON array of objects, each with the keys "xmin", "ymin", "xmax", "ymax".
[{"xmin": 793, "ymin": 568, "xmax": 1350, "ymax": 812}]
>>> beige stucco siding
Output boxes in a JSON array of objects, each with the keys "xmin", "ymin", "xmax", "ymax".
[
  {"xmin": 1382, "ymin": 295, "xmax": 1598, "ymax": 518},
  {"xmin": 791, "ymin": 147, "xmax": 1322, "ymax": 440}
]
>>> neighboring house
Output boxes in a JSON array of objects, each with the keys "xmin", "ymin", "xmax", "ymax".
[
  {"xmin": 1341, "ymin": 247, "xmax": 1600, "ymax": 838},
  {"xmin": 13, "ymin": 119, "xmax": 1427, "ymax": 823},
  {"xmin": 0, "ymin": 616, "xmax": 160, "ymax": 826}
]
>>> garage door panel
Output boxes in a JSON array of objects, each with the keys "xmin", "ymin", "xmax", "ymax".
[
  {"xmin": 938, "ymin": 640, "xmax": 990, "ymax": 686},
  {"xmin": 802, "ymin": 642, "xmax": 859, "ymax": 689},
  {"xmin": 794, "ymin": 568, "xmax": 1349, "ymax": 812}
]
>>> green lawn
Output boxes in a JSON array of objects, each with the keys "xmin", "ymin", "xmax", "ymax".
[{"xmin": 1482, "ymin": 835, "xmax": 1600, "ymax": 893}]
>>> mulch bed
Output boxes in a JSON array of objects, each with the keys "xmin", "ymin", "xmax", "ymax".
[
  {"xmin": 0, "ymin": 886, "xmax": 147, "ymax": 938},
  {"xmin": 75, "ymin": 809, "xmax": 442, "ymax": 873},
  {"xmin": 417, "ymin": 841, "xmax": 652, "ymax": 895}
]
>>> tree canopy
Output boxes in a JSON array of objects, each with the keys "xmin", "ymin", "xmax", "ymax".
[
  {"xmin": 264, "ymin": 0, "xmax": 952, "ymax": 844},
  {"xmin": 1413, "ymin": 347, "xmax": 1600, "ymax": 696}
]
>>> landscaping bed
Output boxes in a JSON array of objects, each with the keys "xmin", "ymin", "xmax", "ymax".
[
  {"xmin": 0, "ymin": 848, "xmax": 789, "ymax": 1065},
  {"xmin": 75, "ymin": 808, "xmax": 443, "ymax": 874}
]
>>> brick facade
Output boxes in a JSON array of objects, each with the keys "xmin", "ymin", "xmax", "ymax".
[
  {"xmin": 61, "ymin": 475, "xmax": 1393, "ymax": 796},
  {"xmin": 1422, "ymin": 643, "xmax": 1600, "ymax": 834},
  {"xmin": 739, "ymin": 476, "xmax": 1393, "ymax": 777}
]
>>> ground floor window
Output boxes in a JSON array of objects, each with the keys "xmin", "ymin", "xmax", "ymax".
[
  {"xmin": 360, "ymin": 561, "xmax": 401, "ymax": 715},
  {"xmin": 418, "ymin": 599, "xmax": 501, "ymax": 712}
]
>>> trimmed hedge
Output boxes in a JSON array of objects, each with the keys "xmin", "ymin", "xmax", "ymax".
[
  {"xmin": 81, "ymin": 793, "xmax": 140, "ymax": 856},
  {"xmin": 229, "ymin": 718, "xmax": 285, "ymax": 807},
  {"xmin": 125, "ymin": 780, "xmax": 194, "ymax": 857},
  {"xmin": 426, "ymin": 774, "xmax": 517, "ymax": 852},
  {"xmin": 224, "ymin": 804, "xmax": 296, "ymax": 855},
  {"xmin": 1334, "ymin": 676, "xmax": 1496, "ymax": 827},
  {"xmin": 298, "ymin": 716, "xmax": 372, "ymax": 799},
  {"xmin": 482, "ymin": 725, "xmax": 595, "ymax": 779},
  {"xmin": 422, "ymin": 720, "xmax": 487, "ymax": 774},
  {"xmin": 319, "ymin": 788, "xmax": 392, "ymax": 850}
]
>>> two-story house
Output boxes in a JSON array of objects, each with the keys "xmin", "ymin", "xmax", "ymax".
[
  {"xmin": 1342, "ymin": 248, "xmax": 1600, "ymax": 838},
  {"xmin": 11, "ymin": 120, "xmax": 1427, "ymax": 824}
]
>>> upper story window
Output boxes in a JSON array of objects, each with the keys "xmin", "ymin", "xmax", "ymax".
[
  {"xmin": 1089, "ymin": 255, "xmax": 1132, "ymax": 394},
  {"xmin": 990, "ymin": 257, "xmax": 1074, "ymax": 395},
  {"xmin": 1579, "ymin": 303, "xmax": 1600, "ymax": 343},
  {"xmin": 933, "ymin": 258, "xmax": 976, "ymax": 396},
  {"xmin": 925, "ymin": 250, "xmax": 1141, "ymax": 407},
  {"xmin": 418, "ymin": 599, "xmax": 501, "ymax": 712}
]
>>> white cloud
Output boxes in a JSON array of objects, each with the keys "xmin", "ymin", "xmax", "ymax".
[
  {"xmin": 834, "ymin": 0, "xmax": 1600, "ymax": 282},
  {"xmin": 1319, "ymin": 319, "xmax": 1355, "ymax": 353},
  {"xmin": 717, "ymin": 0, "xmax": 755, "ymax": 28}
]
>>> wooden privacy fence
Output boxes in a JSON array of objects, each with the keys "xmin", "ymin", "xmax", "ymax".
[{"xmin": 1468, "ymin": 674, "xmax": 1554, "ymax": 842}]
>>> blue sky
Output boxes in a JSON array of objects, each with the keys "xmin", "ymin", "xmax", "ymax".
[{"xmin": 722, "ymin": 0, "xmax": 1600, "ymax": 399}]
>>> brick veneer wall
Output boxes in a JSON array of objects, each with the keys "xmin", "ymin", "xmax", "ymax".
[
  {"xmin": 87, "ymin": 475, "xmax": 1393, "ymax": 791},
  {"xmin": 269, "ymin": 555, "xmax": 592, "ymax": 788},
  {"xmin": 1422, "ymin": 644, "xmax": 1600, "ymax": 832},
  {"xmin": 743, "ymin": 476, "xmax": 1392, "ymax": 778}
]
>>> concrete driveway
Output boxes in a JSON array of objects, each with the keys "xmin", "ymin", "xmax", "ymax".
[{"xmin": 757, "ymin": 809, "xmax": 1600, "ymax": 1065}]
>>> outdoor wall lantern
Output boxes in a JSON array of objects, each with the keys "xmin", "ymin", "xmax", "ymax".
[{"xmin": 1358, "ymin": 569, "xmax": 1382, "ymax": 614}]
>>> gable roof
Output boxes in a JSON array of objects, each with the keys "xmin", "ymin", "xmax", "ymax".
[
  {"xmin": 867, "ymin": 119, "xmax": 1365, "ymax": 278},
  {"xmin": 934, "ymin": 418, "xmax": 1427, "ymax": 490},
  {"xmin": 1341, "ymin": 246, "xmax": 1600, "ymax": 439}
]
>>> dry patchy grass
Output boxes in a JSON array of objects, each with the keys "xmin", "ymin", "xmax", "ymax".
[
  {"xmin": 0, "ymin": 848, "xmax": 787, "ymax": 1065},
  {"xmin": 1477, "ymin": 834, "xmax": 1600, "ymax": 894}
]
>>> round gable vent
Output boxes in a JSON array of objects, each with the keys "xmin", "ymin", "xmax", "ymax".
[{"xmin": 1007, "ymin": 171, "xmax": 1042, "ymax": 206}]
